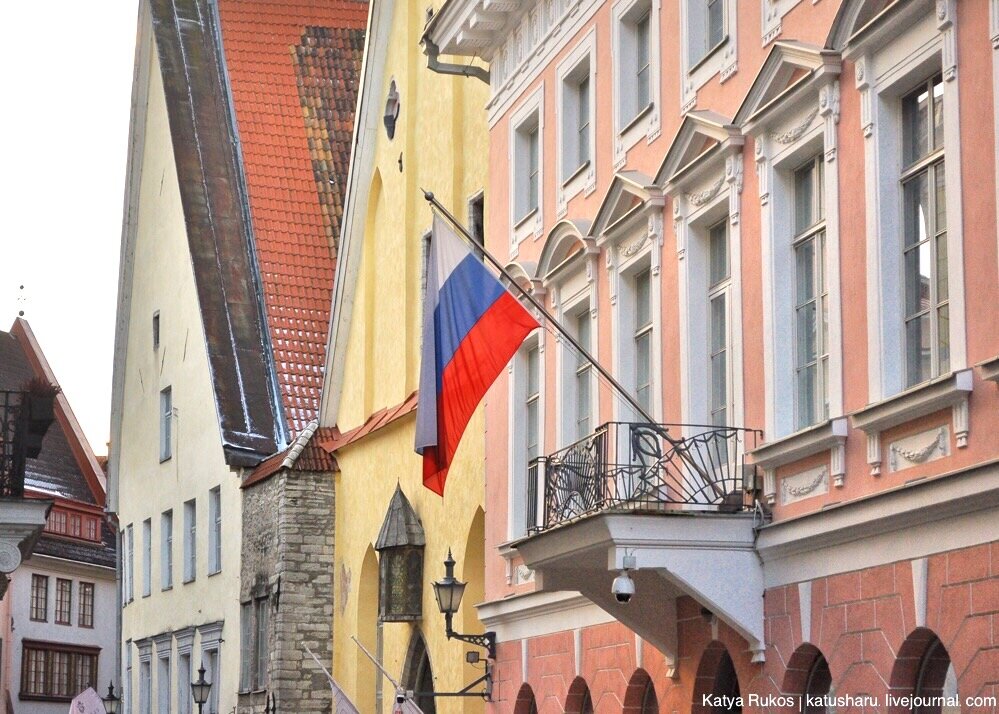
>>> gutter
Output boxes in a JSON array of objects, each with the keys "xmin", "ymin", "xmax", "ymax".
[{"xmin": 422, "ymin": 36, "xmax": 490, "ymax": 85}]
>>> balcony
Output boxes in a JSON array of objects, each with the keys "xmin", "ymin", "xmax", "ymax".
[{"xmin": 515, "ymin": 422, "xmax": 768, "ymax": 666}]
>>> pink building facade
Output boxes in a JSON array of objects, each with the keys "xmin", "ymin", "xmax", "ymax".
[{"xmin": 427, "ymin": 0, "xmax": 999, "ymax": 711}]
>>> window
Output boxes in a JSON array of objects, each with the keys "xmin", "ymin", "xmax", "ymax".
[
  {"xmin": 561, "ymin": 59, "xmax": 592, "ymax": 180},
  {"xmin": 177, "ymin": 653, "xmax": 191, "ymax": 714},
  {"xmin": 526, "ymin": 345, "xmax": 541, "ymax": 465},
  {"xmin": 127, "ymin": 524, "xmax": 134, "ymax": 602},
  {"xmin": 708, "ymin": 220, "xmax": 731, "ymax": 426},
  {"xmin": 142, "ymin": 519, "xmax": 151, "ymax": 597},
  {"xmin": 688, "ymin": 0, "xmax": 726, "ymax": 66},
  {"xmin": 902, "ymin": 76, "xmax": 948, "ymax": 387},
  {"xmin": 255, "ymin": 599, "xmax": 269, "ymax": 687},
  {"xmin": 157, "ymin": 654, "xmax": 171, "ymax": 714},
  {"xmin": 30, "ymin": 575, "xmax": 48, "ymax": 621},
  {"xmin": 793, "ymin": 157, "xmax": 829, "ymax": 429},
  {"xmin": 574, "ymin": 307, "xmax": 593, "ymax": 440},
  {"xmin": 78, "ymin": 582, "xmax": 94, "ymax": 628},
  {"xmin": 85, "ymin": 516, "xmax": 98, "ymax": 541},
  {"xmin": 140, "ymin": 659, "xmax": 151, "ymax": 714},
  {"xmin": 20, "ymin": 642, "xmax": 98, "ymax": 701},
  {"xmin": 55, "ymin": 579, "xmax": 72, "ymax": 625},
  {"xmin": 468, "ymin": 192, "xmax": 485, "ymax": 248},
  {"xmin": 515, "ymin": 118, "xmax": 541, "ymax": 222},
  {"xmin": 69, "ymin": 513, "xmax": 81, "ymax": 538},
  {"xmin": 161, "ymin": 510, "xmax": 173, "ymax": 589},
  {"xmin": 618, "ymin": 2, "xmax": 653, "ymax": 125},
  {"xmin": 153, "ymin": 311, "xmax": 160, "ymax": 350},
  {"xmin": 634, "ymin": 269, "xmax": 653, "ymax": 414},
  {"xmin": 183, "ymin": 500, "xmax": 196, "ymax": 583},
  {"xmin": 208, "ymin": 487, "xmax": 221, "ymax": 575},
  {"xmin": 160, "ymin": 387, "xmax": 172, "ymax": 462},
  {"xmin": 204, "ymin": 648, "xmax": 220, "ymax": 714}
]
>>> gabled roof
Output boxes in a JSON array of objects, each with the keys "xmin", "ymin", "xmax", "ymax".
[
  {"xmin": 134, "ymin": 0, "xmax": 366, "ymax": 467},
  {"xmin": 655, "ymin": 111, "xmax": 742, "ymax": 189},
  {"xmin": 589, "ymin": 171, "xmax": 662, "ymax": 241},
  {"xmin": 0, "ymin": 319, "xmax": 106, "ymax": 507},
  {"xmin": 733, "ymin": 42, "xmax": 840, "ymax": 128}
]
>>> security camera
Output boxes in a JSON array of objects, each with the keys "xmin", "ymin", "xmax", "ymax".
[
  {"xmin": 611, "ymin": 570, "xmax": 635, "ymax": 604},
  {"xmin": 396, "ymin": 691, "xmax": 406, "ymax": 704}
]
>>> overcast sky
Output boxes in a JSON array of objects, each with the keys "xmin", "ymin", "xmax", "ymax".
[{"xmin": 1, "ymin": 2, "xmax": 139, "ymax": 455}]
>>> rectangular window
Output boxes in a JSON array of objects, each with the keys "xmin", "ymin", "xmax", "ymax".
[
  {"xmin": 708, "ymin": 220, "xmax": 730, "ymax": 427},
  {"xmin": 562, "ymin": 60, "xmax": 592, "ymax": 180},
  {"xmin": 140, "ymin": 659, "xmax": 151, "ymax": 714},
  {"xmin": 689, "ymin": 0, "xmax": 727, "ymax": 65},
  {"xmin": 240, "ymin": 602, "xmax": 252, "ymax": 692},
  {"xmin": 127, "ymin": 524, "xmax": 134, "ymax": 602},
  {"xmin": 142, "ymin": 519, "xmax": 151, "ymax": 597},
  {"xmin": 707, "ymin": 0, "xmax": 724, "ymax": 50},
  {"xmin": 78, "ymin": 582, "xmax": 94, "ymax": 628},
  {"xmin": 793, "ymin": 156, "xmax": 829, "ymax": 429},
  {"xmin": 255, "ymin": 598, "xmax": 269, "ymax": 688},
  {"xmin": 69, "ymin": 514, "xmax": 81, "ymax": 538},
  {"xmin": 515, "ymin": 116, "xmax": 541, "ymax": 221},
  {"xmin": 902, "ymin": 76, "xmax": 948, "ymax": 387},
  {"xmin": 468, "ymin": 193, "xmax": 485, "ymax": 248},
  {"xmin": 634, "ymin": 269, "xmax": 653, "ymax": 413},
  {"xmin": 177, "ymin": 653, "xmax": 191, "ymax": 714},
  {"xmin": 153, "ymin": 311, "xmax": 160, "ymax": 350},
  {"xmin": 204, "ymin": 648, "xmax": 220, "ymax": 714},
  {"xmin": 30, "ymin": 575, "xmax": 48, "ymax": 621},
  {"xmin": 574, "ymin": 308, "xmax": 593, "ymax": 440},
  {"xmin": 55, "ymin": 579, "xmax": 72, "ymax": 625},
  {"xmin": 183, "ymin": 500, "xmax": 196, "ymax": 583},
  {"xmin": 161, "ymin": 510, "xmax": 173, "ymax": 589},
  {"xmin": 157, "ymin": 655, "xmax": 171, "ymax": 714},
  {"xmin": 526, "ymin": 346, "xmax": 541, "ymax": 463},
  {"xmin": 208, "ymin": 487, "xmax": 221, "ymax": 575},
  {"xmin": 619, "ymin": 3, "xmax": 653, "ymax": 124},
  {"xmin": 160, "ymin": 387, "xmax": 172, "ymax": 462},
  {"xmin": 85, "ymin": 517, "xmax": 98, "ymax": 542},
  {"xmin": 19, "ymin": 642, "xmax": 98, "ymax": 701}
]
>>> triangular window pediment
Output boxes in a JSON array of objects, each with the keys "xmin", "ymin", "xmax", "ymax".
[
  {"xmin": 656, "ymin": 112, "xmax": 741, "ymax": 188},
  {"xmin": 733, "ymin": 42, "xmax": 839, "ymax": 128},
  {"xmin": 828, "ymin": 0, "xmax": 907, "ymax": 50},
  {"xmin": 591, "ymin": 172, "xmax": 659, "ymax": 241}
]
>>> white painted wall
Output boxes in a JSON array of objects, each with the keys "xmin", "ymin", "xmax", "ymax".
[
  {"xmin": 114, "ymin": 32, "xmax": 242, "ymax": 714},
  {"xmin": 5, "ymin": 559, "xmax": 116, "ymax": 714}
]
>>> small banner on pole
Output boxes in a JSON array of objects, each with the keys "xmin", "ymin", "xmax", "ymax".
[{"xmin": 68, "ymin": 687, "xmax": 105, "ymax": 714}]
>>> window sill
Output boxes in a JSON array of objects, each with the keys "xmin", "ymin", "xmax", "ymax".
[
  {"xmin": 159, "ymin": 456, "xmax": 172, "ymax": 464},
  {"xmin": 182, "ymin": 577, "xmax": 195, "ymax": 585},
  {"xmin": 977, "ymin": 355, "xmax": 999, "ymax": 383},
  {"xmin": 750, "ymin": 417, "xmax": 848, "ymax": 501},
  {"xmin": 208, "ymin": 569, "xmax": 221, "ymax": 577},
  {"xmin": 514, "ymin": 208, "xmax": 539, "ymax": 231},
  {"xmin": 851, "ymin": 368, "xmax": 972, "ymax": 475},
  {"xmin": 619, "ymin": 102, "xmax": 654, "ymax": 137},
  {"xmin": 161, "ymin": 585, "xmax": 173, "ymax": 592},
  {"xmin": 688, "ymin": 36, "xmax": 729, "ymax": 76},
  {"xmin": 562, "ymin": 160, "xmax": 591, "ymax": 188}
]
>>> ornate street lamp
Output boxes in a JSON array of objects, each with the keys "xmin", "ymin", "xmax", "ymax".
[
  {"xmin": 432, "ymin": 549, "xmax": 496, "ymax": 660},
  {"xmin": 191, "ymin": 664, "xmax": 212, "ymax": 714},
  {"xmin": 101, "ymin": 681, "xmax": 120, "ymax": 714}
]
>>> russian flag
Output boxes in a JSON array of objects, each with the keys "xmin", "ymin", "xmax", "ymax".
[{"xmin": 415, "ymin": 215, "xmax": 539, "ymax": 495}]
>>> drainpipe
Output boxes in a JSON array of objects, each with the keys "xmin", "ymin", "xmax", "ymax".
[{"xmin": 423, "ymin": 37, "xmax": 490, "ymax": 85}]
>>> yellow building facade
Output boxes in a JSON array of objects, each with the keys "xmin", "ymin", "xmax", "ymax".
[{"xmin": 319, "ymin": 1, "xmax": 490, "ymax": 713}]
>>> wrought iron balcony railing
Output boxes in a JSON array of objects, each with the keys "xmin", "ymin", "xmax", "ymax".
[
  {"xmin": 528, "ymin": 422, "xmax": 762, "ymax": 532},
  {"xmin": 0, "ymin": 391, "xmax": 29, "ymax": 499}
]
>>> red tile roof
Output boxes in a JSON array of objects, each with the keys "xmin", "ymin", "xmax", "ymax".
[
  {"xmin": 217, "ymin": 0, "xmax": 367, "ymax": 436},
  {"xmin": 317, "ymin": 391, "xmax": 419, "ymax": 453}
]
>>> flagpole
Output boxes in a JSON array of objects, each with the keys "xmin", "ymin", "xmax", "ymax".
[{"xmin": 422, "ymin": 189, "xmax": 661, "ymax": 431}]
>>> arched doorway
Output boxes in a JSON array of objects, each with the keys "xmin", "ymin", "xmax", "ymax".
[
  {"xmin": 514, "ymin": 683, "xmax": 539, "ymax": 714},
  {"xmin": 783, "ymin": 644, "xmax": 832, "ymax": 712},
  {"xmin": 890, "ymin": 628, "xmax": 959, "ymax": 714},
  {"xmin": 693, "ymin": 641, "xmax": 742, "ymax": 713},
  {"xmin": 402, "ymin": 632, "xmax": 437, "ymax": 714},
  {"xmin": 624, "ymin": 668, "xmax": 659, "ymax": 713},
  {"xmin": 566, "ymin": 676, "xmax": 594, "ymax": 714}
]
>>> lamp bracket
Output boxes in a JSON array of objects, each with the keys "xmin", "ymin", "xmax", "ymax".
[{"xmin": 446, "ymin": 628, "xmax": 497, "ymax": 660}]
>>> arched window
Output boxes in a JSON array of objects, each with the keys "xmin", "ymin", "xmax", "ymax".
[
  {"xmin": 783, "ymin": 644, "xmax": 832, "ymax": 713},
  {"xmin": 914, "ymin": 637, "xmax": 959, "ymax": 714},
  {"xmin": 514, "ymin": 683, "xmax": 539, "ymax": 714},
  {"xmin": 566, "ymin": 677, "xmax": 594, "ymax": 714},
  {"xmin": 891, "ymin": 629, "xmax": 960, "ymax": 714},
  {"xmin": 693, "ymin": 642, "xmax": 742, "ymax": 714},
  {"xmin": 402, "ymin": 633, "xmax": 436, "ymax": 714},
  {"xmin": 624, "ymin": 668, "xmax": 659, "ymax": 713}
]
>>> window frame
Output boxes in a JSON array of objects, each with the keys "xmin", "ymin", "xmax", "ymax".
[
  {"xmin": 78, "ymin": 582, "xmax": 94, "ymax": 628},
  {"xmin": 159, "ymin": 386, "xmax": 172, "ymax": 462},
  {"xmin": 679, "ymin": 0, "xmax": 738, "ymax": 112},
  {"xmin": 509, "ymin": 85, "xmax": 546, "ymax": 250},
  {"xmin": 54, "ymin": 578, "xmax": 72, "ymax": 626},
  {"xmin": 556, "ymin": 31, "xmax": 597, "ymax": 219},
  {"xmin": 142, "ymin": 518, "xmax": 152, "ymax": 597},
  {"xmin": 30, "ymin": 574, "xmax": 48, "ymax": 622},
  {"xmin": 612, "ymin": 0, "xmax": 662, "ymax": 165},
  {"xmin": 161, "ymin": 510, "xmax": 173, "ymax": 590},
  {"xmin": 508, "ymin": 331, "xmax": 544, "ymax": 539},
  {"xmin": 707, "ymin": 218, "xmax": 732, "ymax": 427},
  {"xmin": 19, "ymin": 640, "xmax": 99, "ymax": 702},
  {"xmin": 183, "ymin": 500, "xmax": 196, "ymax": 584},
  {"xmin": 208, "ymin": 487, "xmax": 222, "ymax": 575}
]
